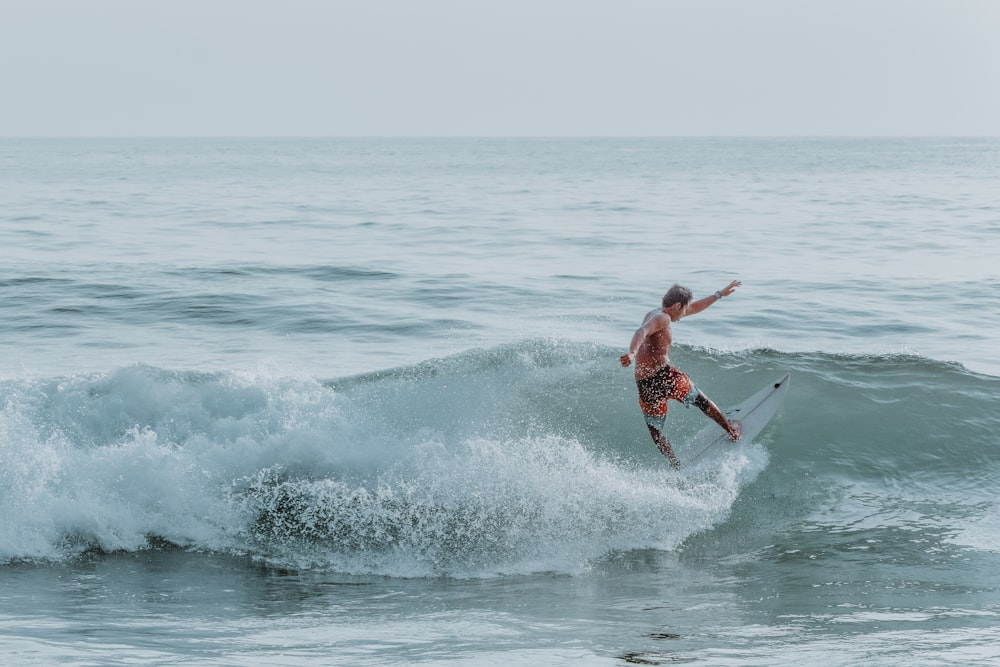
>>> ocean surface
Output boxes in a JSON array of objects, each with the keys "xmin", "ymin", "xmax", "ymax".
[{"xmin": 1, "ymin": 137, "xmax": 999, "ymax": 665}]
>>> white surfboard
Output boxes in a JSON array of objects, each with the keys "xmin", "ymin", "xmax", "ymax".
[{"xmin": 685, "ymin": 373, "xmax": 790, "ymax": 464}]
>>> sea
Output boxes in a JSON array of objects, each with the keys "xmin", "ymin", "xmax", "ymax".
[{"xmin": 1, "ymin": 137, "xmax": 999, "ymax": 666}]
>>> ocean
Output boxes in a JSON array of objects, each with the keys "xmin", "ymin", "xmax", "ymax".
[{"xmin": 1, "ymin": 137, "xmax": 999, "ymax": 665}]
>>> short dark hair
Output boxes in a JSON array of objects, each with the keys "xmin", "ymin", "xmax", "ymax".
[{"xmin": 662, "ymin": 284, "xmax": 692, "ymax": 309}]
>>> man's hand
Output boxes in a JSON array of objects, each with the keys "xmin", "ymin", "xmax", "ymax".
[
  {"xmin": 720, "ymin": 280, "xmax": 742, "ymax": 297},
  {"xmin": 620, "ymin": 353, "xmax": 633, "ymax": 367}
]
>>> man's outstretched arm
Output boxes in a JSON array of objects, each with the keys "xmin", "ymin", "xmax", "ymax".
[{"xmin": 684, "ymin": 280, "xmax": 742, "ymax": 317}]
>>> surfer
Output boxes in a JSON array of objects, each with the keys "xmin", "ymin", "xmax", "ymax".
[{"xmin": 620, "ymin": 282, "xmax": 743, "ymax": 469}]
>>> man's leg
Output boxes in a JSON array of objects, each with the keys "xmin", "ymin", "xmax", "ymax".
[
  {"xmin": 644, "ymin": 413, "xmax": 680, "ymax": 469},
  {"xmin": 692, "ymin": 393, "xmax": 741, "ymax": 441}
]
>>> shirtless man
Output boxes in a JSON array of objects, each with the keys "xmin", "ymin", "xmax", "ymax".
[{"xmin": 620, "ymin": 281, "xmax": 743, "ymax": 469}]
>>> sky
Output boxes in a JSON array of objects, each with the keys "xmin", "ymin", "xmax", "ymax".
[{"xmin": 3, "ymin": 0, "xmax": 1000, "ymax": 136}]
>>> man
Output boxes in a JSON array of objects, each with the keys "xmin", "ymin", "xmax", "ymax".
[{"xmin": 620, "ymin": 281, "xmax": 743, "ymax": 469}]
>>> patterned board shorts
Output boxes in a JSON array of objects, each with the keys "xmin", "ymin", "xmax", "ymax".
[{"xmin": 636, "ymin": 365, "xmax": 700, "ymax": 422}]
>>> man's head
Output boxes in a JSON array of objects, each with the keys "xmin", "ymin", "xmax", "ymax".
[
  {"xmin": 662, "ymin": 284, "xmax": 693, "ymax": 320},
  {"xmin": 662, "ymin": 284, "xmax": 692, "ymax": 309}
]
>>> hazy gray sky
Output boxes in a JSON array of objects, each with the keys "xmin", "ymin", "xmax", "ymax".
[{"xmin": 3, "ymin": 0, "xmax": 999, "ymax": 136}]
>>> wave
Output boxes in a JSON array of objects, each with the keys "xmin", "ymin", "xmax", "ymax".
[{"xmin": 1, "ymin": 341, "xmax": 997, "ymax": 575}]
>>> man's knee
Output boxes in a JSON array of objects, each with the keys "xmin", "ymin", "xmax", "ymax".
[
  {"xmin": 644, "ymin": 413, "xmax": 666, "ymax": 433},
  {"xmin": 692, "ymin": 392, "xmax": 711, "ymax": 411}
]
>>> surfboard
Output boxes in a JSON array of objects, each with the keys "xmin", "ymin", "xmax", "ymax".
[{"xmin": 685, "ymin": 373, "xmax": 790, "ymax": 464}]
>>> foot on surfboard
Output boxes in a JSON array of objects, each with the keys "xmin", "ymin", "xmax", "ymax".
[{"xmin": 727, "ymin": 419, "xmax": 742, "ymax": 442}]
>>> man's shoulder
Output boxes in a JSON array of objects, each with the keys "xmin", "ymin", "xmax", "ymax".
[{"xmin": 642, "ymin": 309, "xmax": 670, "ymax": 328}]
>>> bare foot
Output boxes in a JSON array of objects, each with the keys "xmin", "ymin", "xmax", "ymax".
[{"xmin": 727, "ymin": 419, "xmax": 742, "ymax": 442}]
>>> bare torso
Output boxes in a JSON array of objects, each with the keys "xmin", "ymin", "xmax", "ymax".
[{"xmin": 633, "ymin": 309, "xmax": 673, "ymax": 381}]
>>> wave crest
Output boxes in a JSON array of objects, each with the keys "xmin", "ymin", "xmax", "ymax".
[{"xmin": 12, "ymin": 341, "xmax": 992, "ymax": 574}]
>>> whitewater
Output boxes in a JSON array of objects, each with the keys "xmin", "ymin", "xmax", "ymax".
[{"xmin": 2, "ymin": 138, "xmax": 999, "ymax": 665}]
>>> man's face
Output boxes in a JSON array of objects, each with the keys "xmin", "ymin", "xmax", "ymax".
[{"xmin": 667, "ymin": 301, "xmax": 688, "ymax": 321}]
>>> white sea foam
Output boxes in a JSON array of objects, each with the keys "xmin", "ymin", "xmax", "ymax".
[{"xmin": 0, "ymin": 360, "xmax": 764, "ymax": 574}]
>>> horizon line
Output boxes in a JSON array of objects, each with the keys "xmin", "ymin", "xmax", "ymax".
[{"xmin": 3, "ymin": 134, "xmax": 999, "ymax": 140}]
